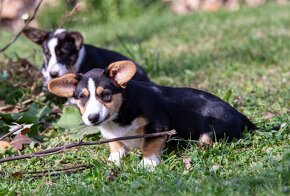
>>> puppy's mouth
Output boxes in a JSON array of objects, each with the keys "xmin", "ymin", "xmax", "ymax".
[
  {"xmin": 42, "ymin": 85, "xmax": 49, "ymax": 91},
  {"xmin": 90, "ymin": 114, "xmax": 110, "ymax": 126}
]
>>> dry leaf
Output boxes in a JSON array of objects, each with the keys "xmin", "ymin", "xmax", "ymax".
[
  {"xmin": 0, "ymin": 105, "xmax": 23, "ymax": 114},
  {"xmin": 10, "ymin": 132, "xmax": 33, "ymax": 150},
  {"xmin": 182, "ymin": 156, "xmax": 192, "ymax": 170},
  {"xmin": 0, "ymin": 141, "xmax": 12, "ymax": 153},
  {"xmin": 11, "ymin": 172, "xmax": 24, "ymax": 179},
  {"xmin": 107, "ymin": 168, "xmax": 119, "ymax": 182},
  {"xmin": 234, "ymin": 96, "xmax": 244, "ymax": 107},
  {"xmin": 8, "ymin": 124, "xmax": 33, "ymax": 135},
  {"xmin": 262, "ymin": 112, "xmax": 275, "ymax": 120}
]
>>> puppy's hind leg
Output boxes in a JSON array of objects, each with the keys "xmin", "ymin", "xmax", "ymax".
[{"xmin": 198, "ymin": 132, "xmax": 213, "ymax": 148}]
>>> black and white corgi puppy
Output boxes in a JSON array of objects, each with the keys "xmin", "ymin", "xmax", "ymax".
[
  {"xmin": 22, "ymin": 27, "xmax": 150, "ymax": 87},
  {"xmin": 48, "ymin": 61, "xmax": 257, "ymax": 169}
]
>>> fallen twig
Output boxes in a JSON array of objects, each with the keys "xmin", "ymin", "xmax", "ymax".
[
  {"xmin": 0, "ymin": 130, "xmax": 176, "ymax": 164},
  {"xmin": 0, "ymin": 124, "xmax": 24, "ymax": 140},
  {"xmin": 0, "ymin": 0, "xmax": 43, "ymax": 53},
  {"xmin": 11, "ymin": 164, "xmax": 90, "ymax": 179}
]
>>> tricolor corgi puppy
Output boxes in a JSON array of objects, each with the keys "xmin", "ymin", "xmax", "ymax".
[
  {"xmin": 48, "ymin": 61, "xmax": 256, "ymax": 169},
  {"xmin": 22, "ymin": 27, "xmax": 150, "ymax": 87}
]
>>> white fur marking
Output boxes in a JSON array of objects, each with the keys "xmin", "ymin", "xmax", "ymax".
[
  {"xmin": 74, "ymin": 46, "xmax": 85, "ymax": 73},
  {"xmin": 42, "ymin": 38, "xmax": 68, "ymax": 85},
  {"xmin": 54, "ymin": 29, "xmax": 66, "ymax": 35},
  {"xmin": 42, "ymin": 29, "xmax": 84, "ymax": 86},
  {"xmin": 82, "ymin": 78, "xmax": 109, "ymax": 125},
  {"xmin": 99, "ymin": 118, "xmax": 144, "ymax": 149},
  {"xmin": 140, "ymin": 154, "xmax": 160, "ymax": 171},
  {"xmin": 108, "ymin": 147, "xmax": 126, "ymax": 166}
]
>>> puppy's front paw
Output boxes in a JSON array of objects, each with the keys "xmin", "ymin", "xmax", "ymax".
[
  {"xmin": 139, "ymin": 155, "xmax": 160, "ymax": 172},
  {"xmin": 108, "ymin": 147, "xmax": 127, "ymax": 166},
  {"xmin": 108, "ymin": 152, "xmax": 122, "ymax": 166}
]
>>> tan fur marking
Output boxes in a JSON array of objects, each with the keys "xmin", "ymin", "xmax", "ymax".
[
  {"xmin": 109, "ymin": 141, "xmax": 125, "ymax": 153},
  {"xmin": 136, "ymin": 117, "xmax": 148, "ymax": 128},
  {"xmin": 67, "ymin": 65, "xmax": 78, "ymax": 73},
  {"xmin": 76, "ymin": 89, "xmax": 89, "ymax": 115},
  {"xmin": 76, "ymin": 99, "xmax": 86, "ymax": 114},
  {"xmin": 48, "ymin": 73, "xmax": 78, "ymax": 98},
  {"xmin": 96, "ymin": 86, "xmax": 104, "ymax": 96},
  {"xmin": 81, "ymin": 88, "xmax": 89, "ymax": 97},
  {"xmin": 134, "ymin": 126, "xmax": 145, "ymax": 135},
  {"xmin": 199, "ymin": 133, "xmax": 212, "ymax": 147},
  {"xmin": 104, "ymin": 93, "xmax": 123, "ymax": 113},
  {"xmin": 107, "ymin": 61, "xmax": 137, "ymax": 88},
  {"xmin": 142, "ymin": 137, "xmax": 167, "ymax": 158}
]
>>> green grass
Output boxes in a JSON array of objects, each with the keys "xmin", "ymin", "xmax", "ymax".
[{"xmin": 0, "ymin": 3, "xmax": 289, "ymax": 195}]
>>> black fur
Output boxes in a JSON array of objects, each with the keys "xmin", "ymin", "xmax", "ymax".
[
  {"xmin": 80, "ymin": 68, "xmax": 257, "ymax": 142},
  {"xmin": 77, "ymin": 45, "xmax": 149, "ymax": 82},
  {"xmin": 23, "ymin": 27, "xmax": 150, "ymax": 83}
]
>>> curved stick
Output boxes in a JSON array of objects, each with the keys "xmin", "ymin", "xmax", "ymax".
[{"xmin": 0, "ymin": 130, "xmax": 176, "ymax": 164}]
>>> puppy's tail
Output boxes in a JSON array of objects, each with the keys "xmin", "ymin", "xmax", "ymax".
[
  {"xmin": 242, "ymin": 115, "xmax": 258, "ymax": 132},
  {"xmin": 243, "ymin": 114, "xmax": 287, "ymax": 132},
  {"xmin": 262, "ymin": 123, "xmax": 288, "ymax": 132}
]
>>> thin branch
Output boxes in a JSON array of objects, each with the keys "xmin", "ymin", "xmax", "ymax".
[
  {"xmin": 0, "ymin": 124, "xmax": 24, "ymax": 140},
  {"xmin": 19, "ymin": 164, "xmax": 89, "ymax": 174},
  {"xmin": 0, "ymin": 130, "xmax": 176, "ymax": 164},
  {"xmin": 0, "ymin": 0, "xmax": 43, "ymax": 53},
  {"xmin": 0, "ymin": 0, "xmax": 3, "ymax": 24},
  {"xmin": 11, "ymin": 164, "xmax": 89, "ymax": 179},
  {"xmin": 60, "ymin": 2, "xmax": 82, "ymax": 27},
  {"xmin": 11, "ymin": 165, "xmax": 90, "ymax": 178}
]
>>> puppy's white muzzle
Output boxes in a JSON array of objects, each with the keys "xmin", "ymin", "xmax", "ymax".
[{"xmin": 82, "ymin": 78, "xmax": 110, "ymax": 126}]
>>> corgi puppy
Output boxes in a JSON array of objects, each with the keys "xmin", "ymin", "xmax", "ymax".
[
  {"xmin": 23, "ymin": 27, "xmax": 150, "ymax": 87},
  {"xmin": 48, "ymin": 61, "xmax": 256, "ymax": 169}
]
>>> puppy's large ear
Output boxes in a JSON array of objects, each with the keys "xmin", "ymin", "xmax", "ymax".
[
  {"xmin": 22, "ymin": 27, "xmax": 48, "ymax": 45},
  {"xmin": 105, "ymin": 61, "xmax": 137, "ymax": 88},
  {"xmin": 66, "ymin": 32, "xmax": 83, "ymax": 50},
  {"xmin": 48, "ymin": 74, "xmax": 80, "ymax": 98}
]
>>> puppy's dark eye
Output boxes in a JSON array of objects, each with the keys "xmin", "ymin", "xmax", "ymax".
[
  {"xmin": 44, "ymin": 51, "xmax": 51, "ymax": 57},
  {"xmin": 56, "ymin": 50, "xmax": 62, "ymax": 56},
  {"xmin": 100, "ymin": 91, "xmax": 112, "ymax": 102},
  {"xmin": 79, "ymin": 93, "xmax": 88, "ymax": 100}
]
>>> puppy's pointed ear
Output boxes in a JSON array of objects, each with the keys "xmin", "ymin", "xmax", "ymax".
[
  {"xmin": 105, "ymin": 61, "xmax": 137, "ymax": 88},
  {"xmin": 22, "ymin": 27, "xmax": 48, "ymax": 45},
  {"xmin": 48, "ymin": 74, "xmax": 80, "ymax": 98},
  {"xmin": 66, "ymin": 32, "xmax": 83, "ymax": 50}
]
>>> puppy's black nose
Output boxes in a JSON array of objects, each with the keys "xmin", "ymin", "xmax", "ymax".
[
  {"xmin": 50, "ymin": 71, "xmax": 59, "ymax": 78},
  {"xmin": 88, "ymin": 113, "xmax": 100, "ymax": 124}
]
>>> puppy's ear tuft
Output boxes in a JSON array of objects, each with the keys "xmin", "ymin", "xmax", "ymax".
[
  {"xmin": 66, "ymin": 32, "xmax": 83, "ymax": 50},
  {"xmin": 48, "ymin": 74, "xmax": 80, "ymax": 98},
  {"xmin": 106, "ymin": 61, "xmax": 137, "ymax": 88},
  {"xmin": 22, "ymin": 26, "xmax": 48, "ymax": 45}
]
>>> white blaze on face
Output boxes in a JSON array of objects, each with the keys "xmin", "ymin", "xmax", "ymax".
[
  {"xmin": 42, "ymin": 29, "xmax": 67, "ymax": 85},
  {"xmin": 82, "ymin": 78, "xmax": 109, "ymax": 126},
  {"xmin": 47, "ymin": 38, "xmax": 68, "ymax": 75},
  {"xmin": 54, "ymin": 29, "xmax": 66, "ymax": 35}
]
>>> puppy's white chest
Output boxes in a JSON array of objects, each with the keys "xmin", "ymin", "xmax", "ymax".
[{"xmin": 99, "ymin": 118, "xmax": 146, "ymax": 149}]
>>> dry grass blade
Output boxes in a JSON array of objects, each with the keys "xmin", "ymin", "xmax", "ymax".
[{"xmin": 60, "ymin": 2, "xmax": 82, "ymax": 27}]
